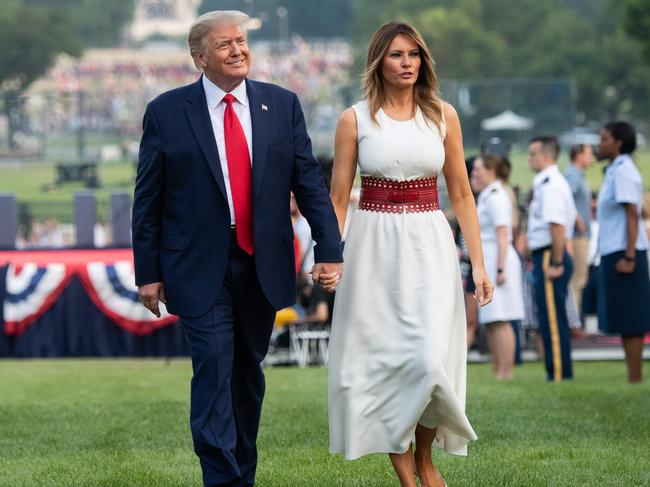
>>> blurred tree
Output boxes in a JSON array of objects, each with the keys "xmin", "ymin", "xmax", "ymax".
[
  {"xmin": 624, "ymin": 0, "xmax": 650, "ymax": 63},
  {"xmin": 25, "ymin": 0, "xmax": 136, "ymax": 48},
  {"xmin": 1, "ymin": 0, "xmax": 134, "ymax": 150},
  {"xmin": 1, "ymin": 0, "xmax": 135, "ymax": 89},
  {"xmin": 349, "ymin": 0, "xmax": 650, "ymax": 121},
  {"xmin": 417, "ymin": 0, "xmax": 509, "ymax": 79},
  {"xmin": 0, "ymin": 1, "xmax": 80, "ymax": 88},
  {"xmin": 200, "ymin": 0, "xmax": 350, "ymax": 39}
]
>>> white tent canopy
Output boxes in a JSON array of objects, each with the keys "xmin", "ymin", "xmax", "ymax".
[{"xmin": 481, "ymin": 110, "xmax": 534, "ymax": 131}]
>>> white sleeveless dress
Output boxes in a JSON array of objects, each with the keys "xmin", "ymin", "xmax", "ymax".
[{"xmin": 328, "ymin": 101, "xmax": 477, "ymax": 459}]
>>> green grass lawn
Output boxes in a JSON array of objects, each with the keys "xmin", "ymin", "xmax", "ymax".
[
  {"xmin": 0, "ymin": 161, "xmax": 135, "ymax": 202},
  {"xmin": 0, "ymin": 360, "xmax": 648, "ymax": 486},
  {"xmin": 0, "ymin": 161, "xmax": 135, "ymax": 223}
]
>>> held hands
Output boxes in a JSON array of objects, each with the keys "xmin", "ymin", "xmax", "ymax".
[
  {"xmin": 311, "ymin": 262, "xmax": 343, "ymax": 293},
  {"xmin": 137, "ymin": 282, "xmax": 166, "ymax": 318},
  {"xmin": 472, "ymin": 267, "xmax": 494, "ymax": 307}
]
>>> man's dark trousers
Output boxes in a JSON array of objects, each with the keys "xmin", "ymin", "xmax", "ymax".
[
  {"xmin": 532, "ymin": 248, "xmax": 574, "ymax": 381},
  {"xmin": 181, "ymin": 231, "xmax": 275, "ymax": 487}
]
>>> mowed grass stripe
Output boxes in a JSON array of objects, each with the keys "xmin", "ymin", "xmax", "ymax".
[{"xmin": 0, "ymin": 360, "xmax": 648, "ymax": 486}]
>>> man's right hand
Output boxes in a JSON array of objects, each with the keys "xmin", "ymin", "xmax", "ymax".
[
  {"xmin": 138, "ymin": 282, "xmax": 166, "ymax": 318},
  {"xmin": 575, "ymin": 216, "xmax": 587, "ymax": 236}
]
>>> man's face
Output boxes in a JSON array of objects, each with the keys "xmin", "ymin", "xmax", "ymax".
[
  {"xmin": 528, "ymin": 142, "xmax": 547, "ymax": 173},
  {"xmin": 197, "ymin": 23, "xmax": 250, "ymax": 90},
  {"xmin": 575, "ymin": 145, "xmax": 594, "ymax": 169}
]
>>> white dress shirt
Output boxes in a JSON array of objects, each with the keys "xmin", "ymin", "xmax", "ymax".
[
  {"xmin": 597, "ymin": 154, "xmax": 649, "ymax": 256},
  {"xmin": 527, "ymin": 164, "xmax": 577, "ymax": 250},
  {"xmin": 202, "ymin": 75, "xmax": 253, "ymax": 225}
]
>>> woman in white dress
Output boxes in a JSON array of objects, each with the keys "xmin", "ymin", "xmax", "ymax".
[
  {"xmin": 471, "ymin": 155, "xmax": 525, "ymax": 380},
  {"xmin": 327, "ymin": 22, "xmax": 493, "ymax": 487}
]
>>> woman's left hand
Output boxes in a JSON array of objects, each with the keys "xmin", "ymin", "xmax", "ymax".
[
  {"xmin": 472, "ymin": 267, "xmax": 494, "ymax": 307},
  {"xmin": 615, "ymin": 258, "xmax": 635, "ymax": 274},
  {"xmin": 496, "ymin": 271, "xmax": 506, "ymax": 286}
]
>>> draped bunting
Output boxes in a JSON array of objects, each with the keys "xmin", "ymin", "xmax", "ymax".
[
  {"xmin": 78, "ymin": 261, "xmax": 176, "ymax": 335},
  {"xmin": 4, "ymin": 263, "xmax": 73, "ymax": 335},
  {"xmin": 1, "ymin": 250, "xmax": 178, "ymax": 336}
]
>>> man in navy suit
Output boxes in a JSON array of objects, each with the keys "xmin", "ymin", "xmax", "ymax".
[{"xmin": 132, "ymin": 10, "xmax": 343, "ymax": 486}]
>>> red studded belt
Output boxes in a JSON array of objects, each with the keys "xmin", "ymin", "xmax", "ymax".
[{"xmin": 359, "ymin": 176, "xmax": 440, "ymax": 213}]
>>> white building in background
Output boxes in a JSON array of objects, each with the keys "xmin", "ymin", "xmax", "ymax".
[{"xmin": 130, "ymin": 0, "xmax": 201, "ymax": 42}]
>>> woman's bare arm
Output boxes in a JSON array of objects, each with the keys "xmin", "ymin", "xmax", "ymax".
[{"xmin": 442, "ymin": 103, "xmax": 493, "ymax": 305}]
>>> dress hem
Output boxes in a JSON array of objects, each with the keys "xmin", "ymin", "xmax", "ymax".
[{"xmin": 329, "ymin": 441, "xmax": 472, "ymax": 461}]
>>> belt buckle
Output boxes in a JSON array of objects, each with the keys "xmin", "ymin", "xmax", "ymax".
[{"xmin": 387, "ymin": 190, "xmax": 419, "ymax": 203}]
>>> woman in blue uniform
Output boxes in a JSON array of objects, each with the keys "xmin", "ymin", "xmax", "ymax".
[{"xmin": 597, "ymin": 121, "xmax": 650, "ymax": 383}]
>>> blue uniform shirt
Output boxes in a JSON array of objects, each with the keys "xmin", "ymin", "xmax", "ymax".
[
  {"xmin": 597, "ymin": 154, "xmax": 648, "ymax": 256},
  {"xmin": 563, "ymin": 163, "xmax": 591, "ymax": 238}
]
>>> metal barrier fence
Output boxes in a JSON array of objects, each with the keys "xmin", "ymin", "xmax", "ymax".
[{"xmin": 4, "ymin": 194, "xmax": 131, "ymax": 249}]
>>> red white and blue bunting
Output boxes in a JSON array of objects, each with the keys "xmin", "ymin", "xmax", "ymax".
[
  {"xmin": 78, "ymin": 261, "xmax": 177, "ymax": 335},
  {"xmin": 2, "ymin": 252, "xmax": 178, "ymax": 336},
  {"xmin": 4, "ymin": 263, "xmax": 72, "ymax": 335}
]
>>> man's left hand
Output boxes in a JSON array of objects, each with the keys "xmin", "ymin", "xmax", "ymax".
[{"xmin": 311, "ymin": 262, "xmax": 343, "ymax": 293}]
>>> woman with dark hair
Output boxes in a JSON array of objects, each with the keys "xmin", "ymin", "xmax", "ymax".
[
  {"xmin": 471, "ymin": 154, "xmax": 524, "ymax": 379},
  {"xmin": 597, "ymin": 121, "xmax": 650, "ymax": 383},
  {"xmin": 328, "ymin": 21, "xmax": 492, "ymax": 487}
]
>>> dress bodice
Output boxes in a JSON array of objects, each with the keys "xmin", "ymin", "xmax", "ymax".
[{"xmin": 352, "ymin": 100, "xmax": 446, "ymax": 181}]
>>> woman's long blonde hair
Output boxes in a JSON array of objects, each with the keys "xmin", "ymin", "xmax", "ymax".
[{"xmin": 362, "ymin": 21, "xmax": 443, "ymax": 130}]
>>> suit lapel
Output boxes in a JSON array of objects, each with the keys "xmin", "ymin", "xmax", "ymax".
[
  {"xmin": 184, "ymin": 77, "xmax": 228, "ymax": 202},
  {"xmin": 246, "ymin": 79, "xmax": 270, "ymax": 200}
]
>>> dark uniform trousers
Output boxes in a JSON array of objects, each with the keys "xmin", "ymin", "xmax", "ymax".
[
  {"xmin": 532, "ymin": 248, "xmax": 574, "ymax": 381},
  {"xmin": 181, "ymin": 230, "xmax": 276, "ymax": 487}
]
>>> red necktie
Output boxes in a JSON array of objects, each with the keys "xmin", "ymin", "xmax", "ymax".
[{"xmin": 223, "ymin": 93, "xmax": 254, "ymax": 255}]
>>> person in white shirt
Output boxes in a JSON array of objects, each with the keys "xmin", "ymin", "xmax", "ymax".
[
  {"xmin": 596, "ymin": 121, "xmax": 650, "ymax": 384},
  {"xmin": 526, "ymin": 136, "xmax": 577, "ymax": 381},
  {"xmin": 472, "ymin": 154, "xmax": 524, "ymax": 380}
]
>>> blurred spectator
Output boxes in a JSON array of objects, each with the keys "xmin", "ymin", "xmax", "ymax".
[
  {"xmin": 27, "ymin": 41, "xmax": 352, "ymax": 143},
  {"xmin": 564, "ymin": 144, "xmax": 594, "ymax": 320},
  {"xmin": 291, "ymin": 193, "xmax": 314, "ymax": 286},
  {"xmin": 471, "ymin": 154, "xmax": 524, "ymax": 379},
  {"xmin": 299, "ymin": 283, "xmax": 335, "ymax": 325},
  {"xmin": 456, "ymin": 156, "xmax": 478, "ymax": 350}
]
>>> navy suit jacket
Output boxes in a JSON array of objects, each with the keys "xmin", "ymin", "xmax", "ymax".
[{"xmin": 132, "ymin": 77, "xmax": 342, "ymax": 318}]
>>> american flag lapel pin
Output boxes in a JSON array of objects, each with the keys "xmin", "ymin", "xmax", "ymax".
[{"xmin": 261, "ymin": 104, "xmax": 268, "ymax": 111}]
